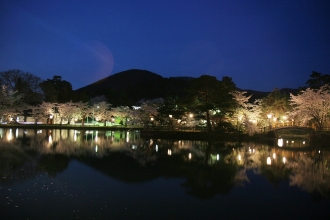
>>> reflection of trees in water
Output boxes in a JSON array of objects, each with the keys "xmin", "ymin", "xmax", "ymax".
[
  {"xmin": 256, "ymin": 146, "xmax": 292, "ymax": 186},
  {"xmin": 180, "ymin": 156, "xmax": 238, "ymax": 199},
  {"xmin": 125, "ymin": 139, "xmax": 157, "ymax": 167},
  {"xmin": 37, "ymin": 154, "xmax": 69, "ymax": 177},
  {"xmin": 288, "ymin": 151, "xmax": 330, "ymax": 199},
  {"xmin": 2, "ymin": 128, "xmax": 330, "ymax": 199},
  {"xmin": 0, "ymin": 141, "xmax": 40, "ymax": 185}
]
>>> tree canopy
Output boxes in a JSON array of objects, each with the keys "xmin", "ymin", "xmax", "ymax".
[
  {"xmin": 40, "ymin": 76, "xmax": 73, "ymax": 103},
  {"xmin": 306, "ymin": 71, "xmax": 330, "ymax": 89}
]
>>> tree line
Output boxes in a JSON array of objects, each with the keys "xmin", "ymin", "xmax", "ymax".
[{"xmin": 1, "ymin": 69, "xmax": 330, "ymax": 132}]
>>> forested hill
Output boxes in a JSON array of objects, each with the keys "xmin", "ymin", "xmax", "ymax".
[
  {"xmin": 75, "ymin": 69, "xmax": 297, "ymax": 106},
  {"xmin": 75, "ymin": 69, "xmax": 193, "ymax": 106}
]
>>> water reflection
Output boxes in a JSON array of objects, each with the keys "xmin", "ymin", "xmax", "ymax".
[
  {"xmin": 0, "ymin": 128, "xmax": 330, "ymax": 200},
  {"xmin": 277, "ymin": 137, "xmax": 309, "ymax": 148}
]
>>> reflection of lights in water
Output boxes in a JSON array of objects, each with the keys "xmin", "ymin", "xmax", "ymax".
[
  {"xmin": 267, "ymin": 157, "xmax": 271, "ymax": 165},
  {"xmin": 273, "ymin": 153, "xmax": 276, "ymax": 159},
  {"xmin": 278, "ymin": 138, "xmax": 283, "ymax": 147},
  {"xmin": 132, "ymin": 145, "xmax": 137, "ymax": 149},
  {"xmin": 238, "ymin": 154, "xmax": 241, "ymax": 161},
  {"xmin": 155, "ymin": 145, "xmax": 158, "ymax": 152},
  {"xmin": 319, "ymin": 150, "xmax": 321, "ymax": 154},
  {"xmin": 217, "ymin": 154, "xmax": 219, "ymax": 161},
  {"xmin": 283, "ymin": 157, "xmax": 286, "ymax": 164},
  {"xmin": 7, "ymin": 129, "xmax": 13, "ymax": 141},
  {"xmin": 49, "ymin": 135, "xmax": 52, "ymax": 144},
  {"xmin": 188, "ymin": 153, "xmax": 192, "ymax": 160},
  {"xmin": 303, "ymin": 141, "xmax": 305, "ymax": 144},
  {"xmin": 95, "ymin": 145, "xmax": 98, "ymax": 153},
  {"xmin": 168, "ymin": 149, "xmax": 172, "ymax": 155},
  {"xmin": 37, "ymin": 130, "xmax": 42, "ymax": 134},
  {"xmin": 249, "ymin": 148, "xmax": 251, "ymax": 153},
  {"xmin": 74, "ymin": 130, "xmax": 77, "ymax": 142},
  {"xmin": 126, "ymin": 132, "xmax": 129, "ymax": 142},
  {"xmin": 286, "ymin": 140, "xmax": 289, "ymax": 144},
  {"xmin": 15, "ymin": 129, "xmax": 18, "ymax": 138},
  {"xmin": 95, "ymin": 131, "xmax": 98, "ymax": 142},
  {"xmin": 291, "ymin": 140, "xmax": 294, "ymax": 143}
]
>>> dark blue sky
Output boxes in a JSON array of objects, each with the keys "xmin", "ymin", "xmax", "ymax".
[{"xmin": 1, "ymin": 0, "xmax": 329, "ymax": 91}]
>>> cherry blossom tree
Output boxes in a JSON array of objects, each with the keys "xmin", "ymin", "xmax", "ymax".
[
  {"xmin": 92, "ymin": 101, "xmax": 112, "ymax": 126},
  {"xmin": 230, "ymin": 90, "xmax": 262, "ymax": 135},
  {"xmin": 290, "ymin": 85, "xmax": 330, "ymax": 130},
  {"xmin": 27, "ymin": 102, "xmax": 56, "ymax": 124},
  {"xmin": 57, "ymin": 101, "xmax": 80, "ymax": 124},
  {"xmin": 131, "ymin": 99, "xmax": 161, "ymax": 128},
  {"xmin": 111, "ymin": 106, "xmax": 133, "ymax": 126},
  {"xmin": 75, "ymin": 101, "xmax": 90, "ymax": 126}
]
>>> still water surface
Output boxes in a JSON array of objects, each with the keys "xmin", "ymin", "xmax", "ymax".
[{"xmin": 0, "ymin": 128, "xmax": 330, "ymax": 219}]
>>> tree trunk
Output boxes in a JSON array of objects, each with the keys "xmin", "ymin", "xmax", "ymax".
[
  {"xmin": 206, "ymin": 110, "xmax": 212, "ymax": 133},
  {"xmin": 82, "ymin": 116, "xmax": 85, "ymax": 126}
]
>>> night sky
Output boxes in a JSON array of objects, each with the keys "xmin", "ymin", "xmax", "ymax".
[{"xmin": 1, "ymin": 0, "xmax": 329, "ymax": 91}]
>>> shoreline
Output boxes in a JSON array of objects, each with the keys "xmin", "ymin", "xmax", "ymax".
[{"xmin": 1, "ymin": 124, "xmax": 329, "ymax": 148}]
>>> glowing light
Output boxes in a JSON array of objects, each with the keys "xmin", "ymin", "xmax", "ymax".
[
  {"xmin": 168, "ymin": 149, "xmax": 172, "ymax": 155},
  {"xmin": 74, "ymin": 130, "xmax": 77, "ymax": 142},
  {"xmin": 217, "ymin": 154, "xmax": 219, "ymax": 161},
  {"xmin": 169, "ymin": 115, "xmax": 172, "ymax": 118},
  {"xmin": 95, "ymin": 131, "xmax": 98, "ymax": 142},
  {"xmin": 273, "ymin": 153, "xmax": 276, "ymax": 159},
  {"xmin": 7, "ymin": 129, "xmax": 13, "ymax": 141},
  {"xmin": 155, "ymin": 145, "xmax": 158, "ymax": 152},
  {"xmin": 48, "ymin": 135, "xmax": 52, "ymax": 144},
  {"xmin": 238, "ymin": 154, "xmax": 241, "ymax": 161},
  {"xmin": 189, "ymin": 113, "xmax": 193, "ymax": 118},
  {"xmin": 267, "ymin": 157, "xmax": 271, "ymax": 165},
  {"xmin": 188, "ymin": 153, "xmax": 192, "ymax": 160},
  {"xmin": 283, "ymin": 157, "xmax": 286, "ymax": 164},
  {"xmin": 95, "ymin": 145, "xmax": 98, "ymax": 152},
  {"xmin": 278, "ymin": 138, "xmax": 283, "ymax": 147},
  {"xmin": 303, "ymin": 141, "xmax": 305, "ymax": 144}
]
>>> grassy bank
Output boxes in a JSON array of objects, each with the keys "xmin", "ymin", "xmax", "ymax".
[{"xmin": 0, "ymin": 123, "xmax": 140, "ymax": 131}]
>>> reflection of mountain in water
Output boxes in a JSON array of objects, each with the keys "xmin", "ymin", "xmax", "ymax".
[{"xmin": 1, "ymin": 128, "xmax": 330, "ymax": 199}]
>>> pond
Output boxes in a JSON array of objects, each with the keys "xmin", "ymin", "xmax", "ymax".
[{"xmin": 1, "ymin": 128, "xmax": 330, "ymax": 219}]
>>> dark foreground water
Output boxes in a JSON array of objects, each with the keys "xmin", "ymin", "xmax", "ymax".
[{"xmin": 1, "ymin": 128, "xmax": 330, "ymax": 219}]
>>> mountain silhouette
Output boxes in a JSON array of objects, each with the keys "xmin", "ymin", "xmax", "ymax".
[
  {"xmin": 75, "ymin": 69, "xmax": 297, "ymax": 106},
  {"xmin": 75, "ymin": 69, "xmax": 192, "ymax": 106}
]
